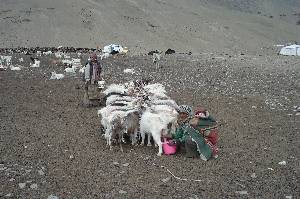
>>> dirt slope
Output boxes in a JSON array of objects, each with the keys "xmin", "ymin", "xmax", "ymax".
[
  {"xmin": 0, "ymin": 0, "xmax": 299, "ymax": 54},
  {"xmin": 0, "ymin": 53, "xmax": 299, "ymax": 198}
]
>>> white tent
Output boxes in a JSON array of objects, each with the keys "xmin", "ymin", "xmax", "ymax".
[
  {"xmin": 279, "ymin": 44, "xmax": 300, "ymax": 56},
  {"xmin": 103, "ymin": 44, "xmax": 123, "ymax": 54}
]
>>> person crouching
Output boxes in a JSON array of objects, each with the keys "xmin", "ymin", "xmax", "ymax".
[
  {"xmin": 188, "ymin": 107, "xmax": 219, "ymax": 160},
  {"xmin": 165, "ymin": 105, "xmax": 219, "ymax": 161}
]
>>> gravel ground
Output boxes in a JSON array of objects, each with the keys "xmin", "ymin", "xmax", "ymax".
[{"xmin": 0, "ymin": 52, "xmax": 299, "ymax": 198}]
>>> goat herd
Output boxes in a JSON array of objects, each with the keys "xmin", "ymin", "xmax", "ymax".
[{"xmin": 97, "ymin": 80, "xmax": 179, "ymax": 156}]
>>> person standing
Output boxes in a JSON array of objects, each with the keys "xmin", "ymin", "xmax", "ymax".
[
  {"xmin": 83, "ymin": 53, "xmax": 102, "ymax": 106},
  {"xmin": 84, "ymin": 53, "xmax": 102, "ymax": 85}
]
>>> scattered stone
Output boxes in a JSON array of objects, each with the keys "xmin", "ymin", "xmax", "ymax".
[
  {"xmin": 122, "ymin": 163, "xmax": 129, "ymax": 167},
  {"xmin": 278, "ymin": 161, "xmax": 287, "ymax": 165},
  {"xmin": 123, "ymin": 68, "xmax": 135, "ymax": 74},
  {"xmin": 267, "ymin": 168, "xmax": 274, "ymax": 171},
  {"xmin": 18, "ymin": 183, "xmax": 26, "ymax": 189},
  {"xmin": 161, "ymin": 177, "xmax": 171, "ymax": 183},
  {"xmin": 236, "ymin": 182, "xmax": 246, "ymax": 188},
  {"xmin": 250, "ymin": 173, "xmax": 257, "ymax": 178},
  {"xmin": 30, "ymin": 183, "xmax": 38, "ymax": 189},
  {"xmin": 0, "ymin": 166, "xmax": 7, "ymax": 171},
  {"xmin": 5, "ymin": 193, "xmax": 12, "ymax": 197},
  {"xmin": 113, "ymin": 162, "xmax": 119, "ymax": 166},
  {"xmin": 38, "ymin": 169, "xmax": 45, "ymax": 175},
  {"xmin": 188, "ymin": 194, "xmax": 199, "ymax": 199},
  {"xmin": 70, "ymin": 155, "xmax": 74, "ymax": 159},
  {"xmin": 119, "ymin": 190, "xmax": 127, "ymax": 194},
  {"xmin": 285, "ymin": 196, "xmax": 292, "ymax": 199},
  {"xmin": 251, "ymin": 106, "xmax": 257, "ymax": 109},
  {"xmin": 9, "ymin": 178, "xmax": 15, "ymax": 181},
  {"xmin": 235, "ymin": 191, "xmax": 248, "ymax": 195},
  {"xmin": 47, "ymin": 195, "xmax": 59, "ymax": 199}
]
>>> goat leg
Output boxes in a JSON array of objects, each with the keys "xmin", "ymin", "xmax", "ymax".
[
  {"xmin": 119, "ymin": 142, "xmax": 123, "ymax": 152},
  {"xmin": 152, "ymin": 133, "xmax": 163, "ymax": 156},
  {"xmin": 131, "ymin": 129, "xmax": 138, "ymax": 145},
  {"xmin": 140, "ymin": 130, "xmax": 145, "ymax": 146},
  {"xmin": 118, "ymin": 136, "xmax": 124, "ymax": 152},
  {"xmin": 157, "ymin": 144, "xmax": 163, "ymax": 156},
  {"xmin": 147, "ymin": 133, "xmax": 152, "ymax": 147}
]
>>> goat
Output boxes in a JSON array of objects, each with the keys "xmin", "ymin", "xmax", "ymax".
[
  {"xmin": 140, "ymin": 109, "xmax": 178, "ymax": 156},
  {"xmin": 50, "ymin": 72, "xmax": 64, "ymax": 80},
  {"xmin": 103, "ymin": 84, "xmax": 127, "ymax": 96},
  {"xmin": 152, "ymin": 52, "xmax": 162, "ymax": 69},
  {"xmin": 64, "ymin": 67, "xmax": 76, "ymax": 73},
  {"xmin": 143, "ymin": 83, "xmax": 168, "ymax": 99},
  {"xmin": 105, "ymin": 95, "xmax": 134, "ymax": 106},
  {"xmin": 101, "ymin": 52, "xmax": 110, "ymax": 60},
  {"xmin": 43, "ymin": 51, "xmax": 53, "ymax": 55},
  {"xmin": 98, "ymin": 106, "xmax": 124, "ymax": 130},
  {"xmin": 150, "ymin": 99, "xmax": 179, "ymax": 110},
  {"xmin": 104, "ymin": 111, "xmax": 126, "ymax": 152},
  {"xmin": 30, "ymin": 58, "xmax": 40, "ymax": 68},
  {"xmin": 123, "ymin": 111, "xmax": 140, "ymax": 145},
  {"xmin": 36, "ymin": 51, "xmax": 42, "ymax": 56},
  {"xmin": 10, "ymin": 65, "xmax": 21, "ymax": 71}
]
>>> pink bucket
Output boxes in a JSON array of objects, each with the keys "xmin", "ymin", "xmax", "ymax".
[{"xmin": 163, "ymin": 138, "xmax": 177, "ymax": 155}]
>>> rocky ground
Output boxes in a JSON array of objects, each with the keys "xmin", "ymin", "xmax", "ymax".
[{"xmin": 0, "ymin": 52, "xmax": 299, "ymax": 198}]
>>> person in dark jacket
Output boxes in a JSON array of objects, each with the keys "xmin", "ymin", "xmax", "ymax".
[
  {"xmin": 82, "ymin": 53, "xmax": 102, "ymax": 106},
  {"xmin": 84, "ymin": 53, "xmax": 102, "ymax": 85}
]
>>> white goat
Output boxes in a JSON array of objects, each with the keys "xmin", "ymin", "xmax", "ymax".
[
  {"xmin": 123, "ymin": 111, "xmax": 140, "ymax": 145},
  {"xmin": 152, "ymin": 52, "xmax": 162, "ymax": 69},
  {"xmin": 98, "ymin": 106, "xmax": 123, "ymax": 130},
  {"xmin": 103, "ymin": 84, "xmax": 127, "ymax": 96},
  {"xmin": 50, "ymin": 72, "xmax": 64, "ymax": 80},
  {"xmin": 104, "ymin": 110, "xmax": 126, "ymax": 152},
  {"xmin": 143, "ymin": 83, "xmax": 168, "ymax": 99},
  {"xmin": 149, "ymin": 99, "xmax": 179, "ymax": 110},
  {"xmin": 98, "ymin": 105, "xmax": 139, "ymax": 147},
  {"xmin": 36, "ymin": 51, "xmax": 42, "ymax": 56},
  {"xmin": 64, "ymin": 66, "xmax": 76, "ymax": 74},
  {"xmin": 140, "ymin": 109, "xmax": 178, "ymax": 156},
  {"xmin": 101, "ymin": 52, "xmax": 110, "ymax": 60},
  {"xmin": 105, "ymin": 95, "xmax": 133, "ymax": 106},
  {"xmin": 43, "ymin": 51, "xmax": 53, "ymax": 55},
  {"xmin": 10, "ymin": 65, "xmax": 21, "ymax": 71},
  {"xmin": 30, "ymin": 60, "xmax": 40, "ymax": 68}
]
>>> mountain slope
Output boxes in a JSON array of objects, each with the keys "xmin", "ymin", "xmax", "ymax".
[{"xmin": 0, "ymin": 0, "xmax": 299, "ymax": 54}]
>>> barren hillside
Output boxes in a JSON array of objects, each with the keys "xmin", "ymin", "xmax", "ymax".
[{"xmin": 0, "ymin": 0, "xmax": 299, "ymax": 54}]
